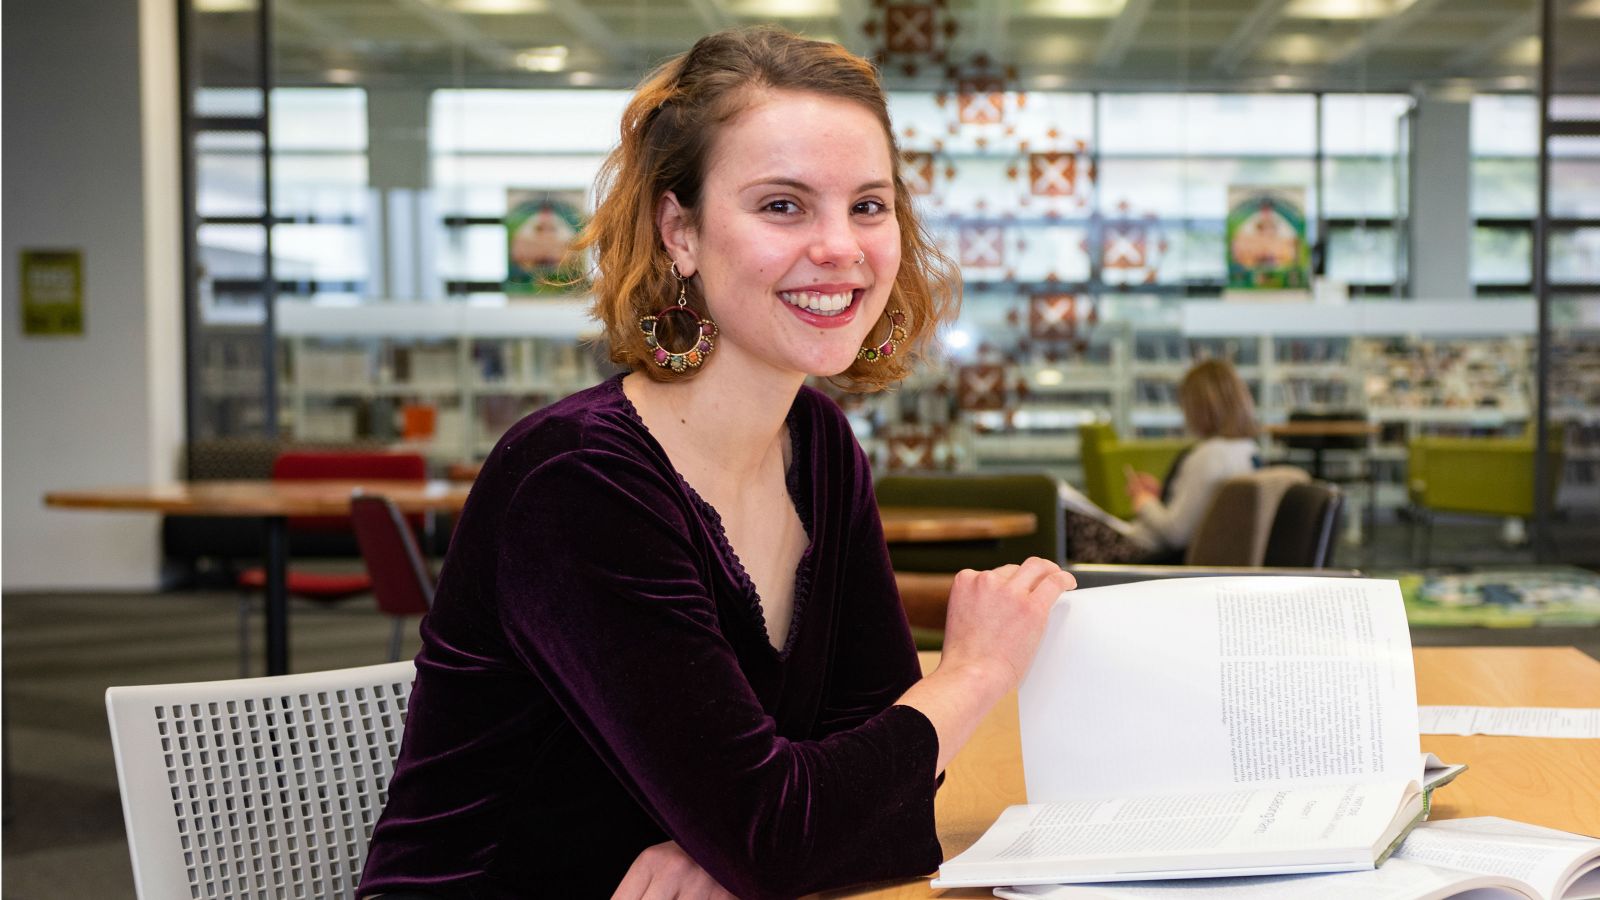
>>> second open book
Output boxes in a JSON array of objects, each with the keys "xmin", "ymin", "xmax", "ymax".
[{"xmin": 934, "ymin": 576, "xmax": 1446, "ymax": 889}]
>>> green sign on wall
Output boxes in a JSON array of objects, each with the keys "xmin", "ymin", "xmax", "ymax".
[{"xmin": 20, "ymin": 249, "xmax": 84, "ymax": 336}]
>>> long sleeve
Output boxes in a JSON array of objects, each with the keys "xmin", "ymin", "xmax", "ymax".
[
  {"xmin": 814, "ymin": 442, "xmax": 927, "ymax": 737},
  {"xmin": 1130, "ymin": 438, "xmax": 1258, "ymax": 552},
  {"xmin": 494, "ymin": 449, "xmax": 942, "ymax": 899}
]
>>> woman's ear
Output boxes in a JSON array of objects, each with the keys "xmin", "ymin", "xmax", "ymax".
[{"xmin": 656, "ymin": 191, "xmax": 698, "ymax": 277}]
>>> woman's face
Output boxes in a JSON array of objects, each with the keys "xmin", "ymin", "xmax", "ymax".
[{"xmin": 660, "ymin": 89, "xmax": 902, "ymax": 381}]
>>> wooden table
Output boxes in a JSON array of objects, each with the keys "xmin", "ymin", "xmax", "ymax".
[
  {"xmin": 879, "ymin": 506, "xmax": 1037, "ymax": 544},
  {"xmin": 44, "ymin": 480, "xmax": 472, "ymax": 675},
  {"xmin": 823, "ymin": 646, "xmax": 1600, "ymax": 898},
  {"xmin": 1265, "ymin": 420, "xmax": 1380, "ymax": 481}
]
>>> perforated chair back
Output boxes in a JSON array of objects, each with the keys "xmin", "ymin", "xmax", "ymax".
[
  {"xmin": 106, "ymin": 661, "xmax": 416, "ymax": 900},
  {"xmin": 1263, "ymin": 481, "xmax": 1344, "ymax": 568}
]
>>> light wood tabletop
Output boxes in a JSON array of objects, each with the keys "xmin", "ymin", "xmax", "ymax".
[
  {"xmin": 44, "ymin": 479, "xmax": 472, "ymax": 516},
  {"xmin": 820, "ymin": 646, "xmax": 1600, "ymax": 899},
  {"xmin": 878, "ymin": 506, "xmax": 1038, "ymax": 544},
  {"xmin": 44, "ymin": 479, "xmax": 473, "ymax": 675},
  {"xmin": 1265, "ymin": 421, "xmax": 1380, "ymax": 439}
]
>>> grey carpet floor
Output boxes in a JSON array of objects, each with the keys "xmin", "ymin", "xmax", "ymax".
[{"xmin": 4, "ymin": 517, "xmax": 1598, "ymax": 898}]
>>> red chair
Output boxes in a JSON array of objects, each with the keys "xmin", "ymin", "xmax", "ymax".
[
  {"xmin": 350, "ymin": 495, "xmax": 437, "ymax": 661},
  {"xmin": 235, "ymin": 451, "xmax": 428, "ymax": 673}
]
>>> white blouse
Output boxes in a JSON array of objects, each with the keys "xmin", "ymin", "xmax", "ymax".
[{"xmin": 1129, "ymin": 437, "xmax": 1259, "ymax": 553}]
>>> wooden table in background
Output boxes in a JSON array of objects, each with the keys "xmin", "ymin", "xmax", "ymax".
[
  {"xmin": 44, "ymin": 480, "xmax": 472, "ymax": 676},
  {"xmin": 1265, "ymin": 420, "xmax": 1381, "ymax": 480},
  {"xmin": 878, "ymin": 506, "xmax": 1037, "ymax": 544},
  {"xmin": 821, "ymin": 646, "xmax": 1600, "ymax": 898}
]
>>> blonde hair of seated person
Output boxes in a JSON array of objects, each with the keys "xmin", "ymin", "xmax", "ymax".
[{"xmin": 1178, "ymin": 358, "xmax": 1257, "ymax": 440}]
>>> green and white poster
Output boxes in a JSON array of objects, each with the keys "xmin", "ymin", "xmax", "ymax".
[
  {"xmin": 1226, "ymin": 186, "xmax": 1310, "ymax": 291},
  {"xmin": 505, "ymin": 189, "xmax": 586, "ymax": 295},
  {"xmin": 20, "ymin": 249, "xmax": 84, "ymax": 336}
]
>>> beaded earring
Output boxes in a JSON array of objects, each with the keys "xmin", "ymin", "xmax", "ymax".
[
  {"xmin": 857, "ymin": 308, "xmax": 907, "ymax": 362},
  {"xmin": 639, "ymin": 262, "xmax": 718, "ymax": 373}
]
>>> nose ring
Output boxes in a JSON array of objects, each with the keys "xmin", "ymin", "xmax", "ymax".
[{"xmin": 855, "ymin": 252, "xmax": 865, "ymax": 265}]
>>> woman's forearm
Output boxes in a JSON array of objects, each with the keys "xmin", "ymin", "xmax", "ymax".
[{"xmin": 896, "ymin": 660, "xmax": 1013, "ymax": 775}]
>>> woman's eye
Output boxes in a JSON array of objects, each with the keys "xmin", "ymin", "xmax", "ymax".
[
  {"xmin": 854, "ymin": 199, "xmax": 890, "ymax": 216},
  {"xmin": 764, "ymin": 199, "xmax": 799, "ymax": 214}
]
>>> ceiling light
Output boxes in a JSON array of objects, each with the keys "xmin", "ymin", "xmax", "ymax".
[
  {"xmin": 1503, "ymin": 36, "xmax": 1541, "ymax": 67},
  {"xmin": 196, "ymin": 0, "xmax": 255, "ymax": 11},
  {"xmin": 568, "ymin": 71, "xmax": 598, "ymax": 86},
  {"xmin": 326, "ymin": 68, "xmax": 359, "ymax": 84},
  {"xmin": 1495, "ymin": 75, "xmax": 1532, "ymax": 90},
  {"xmin": 1034, "ymin": 368, "xmax": 1064, "ymax": 387},
  {"xmin": 516, "ymin": 45, "xmax": 568, "ymax": 72},
  {"xmin": 729, "ymin": 0, "xmax": 838, "ymax": 17},
  {"xmin": 1271, "ymin": 74, "xmax": 1298, "ymax": 89},
  {"xmin": 1266, "ymin": 34, "xmax": 1326, "ymax": 64},
  {"xmin": 1026, "ymin": 0, "xmax": 1125, "ymax": 17},
  {"xmin": 446, "ymin": 0, "xmax": 549, "ymax": 12},
  {"xmin": 1282, "ymin": 0, "xmax": 1401, "ymax": 20}
]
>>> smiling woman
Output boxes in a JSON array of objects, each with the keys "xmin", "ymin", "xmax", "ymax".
[{"xmin": 357, "ymin": 27, "xmax": 1076, "ymax": 900}]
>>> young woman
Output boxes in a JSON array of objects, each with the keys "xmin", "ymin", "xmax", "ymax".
[
  {"xmin": 358, "ymin": 27, "xmax": 1074, "ymax": 900},
  {"xmin": 1064, "ymin": 358, "xmax": 1260, "ymax": 563}
]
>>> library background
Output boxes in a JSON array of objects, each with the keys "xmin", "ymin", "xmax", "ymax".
[
  {"xmin": 183, "ymin": 0, "xmax": 1599, "ymax": 563},
  {"xmin": 4, "ymin": 2, "xmax": 1600, "ymax": 896}
]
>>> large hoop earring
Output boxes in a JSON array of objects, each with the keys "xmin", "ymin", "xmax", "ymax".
[
  {"xmin": 857, "ymin": 309, "xmax": 907, "ymax": 362},
  {"xmin": 640, "ymin": 262, "xmax": 718, "ymax": 373}
]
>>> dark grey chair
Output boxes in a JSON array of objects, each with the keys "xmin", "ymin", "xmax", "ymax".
[{"xmin": 1263, "ymin": 481, "xmax": 1344, "ymax": 568}]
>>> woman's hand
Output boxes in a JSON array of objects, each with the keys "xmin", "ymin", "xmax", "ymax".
[
  {"xmin": 898, "ymin": 557, "xmax": 1074, "ymax": 774},
  {"xmin": 612, "ymin": 841, "xmax": 736, "ymax": 900},
  {"xmin": 938, "ymin": 557, "xmax": 1076, "ymax": 693},
  {"xmin": 1123, "ymin": 465, "xmax": 1162, "ymax": 510}
]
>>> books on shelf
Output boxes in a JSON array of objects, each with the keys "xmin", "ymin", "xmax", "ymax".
[
  {"xmin": 933, "ymin": 577, "xmax": 1439, "ymax": 890},
  {"xmin": 993, "ymin": 817, "xmax": 1600, "ymax": 900}
]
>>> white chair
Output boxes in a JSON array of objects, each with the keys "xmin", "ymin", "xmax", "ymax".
[{"xmin": 105, "ymin": 661, "xmax": 415, "ymax": 900}]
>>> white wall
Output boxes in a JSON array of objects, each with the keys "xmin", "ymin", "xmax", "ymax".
[{"xmin": 2, "ymin": 0, "xmax": 185, "ymax": 590}]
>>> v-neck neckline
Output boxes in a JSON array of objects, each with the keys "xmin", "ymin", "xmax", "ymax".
[{"xmin": 611, "ymin": 375, "xmax": 817, "ymax": 659}]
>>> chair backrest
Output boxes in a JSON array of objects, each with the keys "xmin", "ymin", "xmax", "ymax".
[
  {"xmin": 1263, "ymin": 481, "xmax": 1344, "ymax": 568},
  {"xmin": 350, "ymin": 495, "xmax": 435, "ymax": 617},
  {"xmin": 106, "ymin": 661, "xmax": 415, "ymax": 900},
  {"xmin": 273, "ymin": 451, "xmax": 427, "ymax": 533},
  {"xmin": 1184, "ymin": 466, "xmax": 1310, "ymax": 567},
  {"xmin": 875, "ymin": 472, "xmax": 1064, "ymax": 569},
  {"xmin": 1406, "ymin": 434, "xmax": 1564, "ymax": 518}
]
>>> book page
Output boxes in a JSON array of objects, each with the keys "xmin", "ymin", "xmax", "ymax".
[
  {"xmin": 992, "ymin": 857, "xmax": 1540, "ymax": 899},
  {"xmin": 1419, "ymin": 706, "xmax": 1600, "ymax": 738},
  {"xmin": 1020, "ymin": 577, "xmax": 1420, "ymax": 803},
  {"xmin": 1059, "ymin": 482, "xmax": 1138, "ymax": 536},
  {"xmin": 1395, "ymin": 818, "xmax": 1600, "ymax": 900},
  {"xmin": 933, "ymin": 782, "xmax": 1417, "ymax": 888}
]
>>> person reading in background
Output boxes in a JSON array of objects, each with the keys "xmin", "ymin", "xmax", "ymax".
[
  {"xmin": 1061, "ymin": 358, "xmax": 1260, "ymax": 563},
  {"xmin": 358, "ymin": 27, "xmax": 1075, "ymax": 900}
]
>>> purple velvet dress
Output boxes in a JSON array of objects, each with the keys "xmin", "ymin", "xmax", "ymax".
[{"xmin": 358, "ymin": 375, "xmax": 942, "ymax": 899}]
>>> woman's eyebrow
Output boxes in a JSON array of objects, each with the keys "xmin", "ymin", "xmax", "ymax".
[{"xmin": 740, "ymin": 177, "xmax": 893, "ymax": 193}]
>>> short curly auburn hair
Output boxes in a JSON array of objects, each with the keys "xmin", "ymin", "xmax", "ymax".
[{"xmin": 571, "ymin": 26, "xmax": 959, "ymax": 392}]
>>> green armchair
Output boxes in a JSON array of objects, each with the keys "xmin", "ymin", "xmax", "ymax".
[
  {"xmin": 1406, "ymin": 433, "xmax": 1563, "ymax": 564},
  {"xmin": 1077, "ymin": 422, "xmax": 1190, "ymax": 520}
]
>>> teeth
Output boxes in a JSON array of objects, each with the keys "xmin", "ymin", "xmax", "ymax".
[{"xmin": 779, "ymin": 290, "xmax": 855, "ymax": 316}]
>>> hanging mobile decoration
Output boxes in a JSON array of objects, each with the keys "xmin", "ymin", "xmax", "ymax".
[
  {"xmin": 1097, "ymin": 199, "xmax": 1171, "ymax": 287},
  {"xmin": 862, "ymin": 0, "xmax": 958, "ymax": 77}
]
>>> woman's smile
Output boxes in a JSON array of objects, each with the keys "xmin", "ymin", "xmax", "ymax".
[{"xmin": 777, "ymin": 285, "xmax": 865, "ymax": 324}]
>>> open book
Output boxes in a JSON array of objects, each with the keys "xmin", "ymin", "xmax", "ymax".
[
  {"xmin": 993, "ymin": 817, "xmax": 1600, "ymax": 899},
  {"xmin": 935, "ymin": 577, "xmax": 1437, "ymax": 889}
]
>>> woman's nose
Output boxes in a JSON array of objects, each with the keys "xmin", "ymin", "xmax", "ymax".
[{"xmin": 808, "ymin": 214, "xmax": 862, "ymax": 267}]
